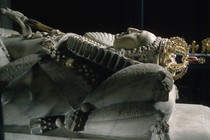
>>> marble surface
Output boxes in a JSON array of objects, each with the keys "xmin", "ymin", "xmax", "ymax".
[{"xmin": 169, "ymin": 104, "xmax": 210, "ymax": 140}]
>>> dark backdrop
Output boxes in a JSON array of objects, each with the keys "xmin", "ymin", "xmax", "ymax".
[
  {"xmin": 11, "ymin": 0, "xmax": 210, "ymax": 42},
  {"xmin": 11, "ymin": 0, "xmax": 143, "ymax": 34}
]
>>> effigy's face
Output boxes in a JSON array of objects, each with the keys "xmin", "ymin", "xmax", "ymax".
[{"xmin": 113, "ymin": 27, "xmax": 156, "ymax": 49}]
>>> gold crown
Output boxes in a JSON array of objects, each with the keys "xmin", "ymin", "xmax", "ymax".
[{"xmin": 159, "ymin": 37, "xmax": 190, "ymax": 80}]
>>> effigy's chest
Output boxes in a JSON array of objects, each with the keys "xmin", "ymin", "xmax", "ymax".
[{"xmin": 2, "ymin": 59, "xmax": 94, "ymax": 121}]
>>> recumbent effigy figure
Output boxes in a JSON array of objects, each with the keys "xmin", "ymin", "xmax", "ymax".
[{"xmin": 0, "ymin": 8, "xmax": 210, "ymax": 140}]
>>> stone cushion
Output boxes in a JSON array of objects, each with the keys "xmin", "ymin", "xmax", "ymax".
[{"xmin": 82, "ymin": 102, "xmax": 162, "ymax": 139}]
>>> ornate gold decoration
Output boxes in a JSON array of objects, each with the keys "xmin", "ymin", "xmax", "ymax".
[
  {"xmin": 187, "ymin": 56, "xmax": 206, "ymax": 64},
  {"xmin": 160, "ymin": 37, "xmax": 189, "ymax": 80},
  {"xmin": 197, "ymin": 57, "xmax": 206, "ymax": 64},
  {"xmin": 201, "ymin": 38, "xmax": 210, "ymax": 53},
  {"xmin": 189, "ymin": 40, "xmax": 199, "ymax": 54},
  {"xmin": 64, "ymin": 58, "xmax": 74, "ymax": 69}
]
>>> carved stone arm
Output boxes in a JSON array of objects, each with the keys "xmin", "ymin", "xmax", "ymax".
[
  {"xmin": 0, "ymin": 8, "xmax": 63, "ymax": 36},
  {"xmin": 0, "ymin": 8, "xmax": 32, "ymax": 36}
]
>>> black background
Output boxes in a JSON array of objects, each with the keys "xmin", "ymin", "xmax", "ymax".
[
  {"xmin": 10, "ymin": 0, "xmax": 210, "ymax": 106},
  {"xmin": 11, "ymin": 0, "xmax": 143, "ymax": 34},
  {"xmin": 11, "ymin": 0, "xmax": 210, "ymax": 42}
]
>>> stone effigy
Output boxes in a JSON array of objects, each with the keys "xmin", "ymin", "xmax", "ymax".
[{"xmin": 0, "ymin": 8, "xmax": 210, "ymax": 140}]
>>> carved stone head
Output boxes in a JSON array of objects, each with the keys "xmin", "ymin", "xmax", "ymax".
[{"xmin": 113, "ymin": 27, "xmax": 156, "ymax": 49}]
